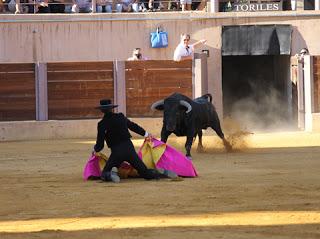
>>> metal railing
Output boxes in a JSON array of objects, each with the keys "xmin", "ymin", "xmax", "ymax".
[
  {"xmin": 0, "ymin": 0, "xmax": 317, "ymax": 14},
  {"xmin": 0, "ymin": 0, "xmax": 208, "ymax": 14}
]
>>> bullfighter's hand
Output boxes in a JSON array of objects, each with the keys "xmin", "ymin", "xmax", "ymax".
[
  {"xmin": 91, "ymin": 149, "xmax": 96, "ymax": 156},
  {"xmin": 146, "ymin": 134, "xmax": 153, "ymax": 141}
]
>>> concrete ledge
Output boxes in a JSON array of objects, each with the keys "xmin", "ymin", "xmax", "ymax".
[{"xmin": 0, "ymin": 118, "xmax": 163, "ymax": 142}]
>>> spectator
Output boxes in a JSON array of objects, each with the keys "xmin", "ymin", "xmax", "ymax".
[
  {"xmin": 180, "ymin": 0, "xmax": 191, "ymax": 11},
  {"xmin": 14, "ymin": 0, "xmax": 34, "ymax": 13},
  {"xmin": 131, "ymin": 0, "xmax": 140, "ymax": 11},
  {"xmin": 193, "ymin": 0, "xmax": 207, "ymax": 10},
  {"xmin": 139, "ymin": 0, "xmax": 150, "ymax": 11},
  {"xmin": 169, "ymin": 1, "xmax": 179, "ymax": 10},
  {"xmin": 116, "ymin": 0, "xmax": 141, "ymax": 12},
  {"xmin": 147, "ymin": 0, "xmax": 165, "ymax": 11},
  {"xmin": 295, "ymin": 48, "xmax": 309, "ymax": 63},
  {"xmin": 173, "ymin": 33, "xmax": 206, "ymax": 61},
  {"xmin": 64, "ymin": 0, "xmax": 73, "ymax": 12},
  {"xmin": 36, "ymin": 0, "xmax": 50, "ymax": 13},
  {"xmin": 127, "ymin": 48, "xmax": 148, "ymax": 61},
  {"xmin": 0, "ymin": 0, "xmax": 4, "ymax": 13},
  {"xmin": 72, "ymin": 0, "xmax": 92, "ymax": 13},
  {"xmin": 49, "ymin": 0, "xmax": 65, "ymax": 13},
  {"xmin": 96, "ymin": 0, "xmax": 113, "ymax": 12},
  {"xmin": 6, "ymin": 0, "xmax": 16, "ymax": 13}
]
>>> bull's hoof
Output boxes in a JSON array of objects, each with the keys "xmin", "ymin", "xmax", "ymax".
[
  {"xmin": 197, "ymin": 145, "xmax": 204, "ymax": 153},
  {"xmin": 223, "ymin": 140, "xmax": 232, "ymax": 152}
]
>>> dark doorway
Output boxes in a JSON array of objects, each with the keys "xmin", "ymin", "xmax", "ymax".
[{"xmin": 222, "ymin": 55, "xmax": 294, "ymax": 131}]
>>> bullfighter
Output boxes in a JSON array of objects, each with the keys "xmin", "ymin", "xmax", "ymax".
[{"xmin": 93, "ymin": 99, "xmax": 174, "ymax": 183}]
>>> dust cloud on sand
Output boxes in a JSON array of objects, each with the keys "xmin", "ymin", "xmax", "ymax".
[
  {"xmin": 227, "ymin": 81, "xmax": 294, "ymax": 133},
  {"xmin": 218, "ymin": 79, "xmax": 296, "ymax": 152},
  {"xmin": 189, "ymin": 117, "xmax": 252, "ymax": 154}
]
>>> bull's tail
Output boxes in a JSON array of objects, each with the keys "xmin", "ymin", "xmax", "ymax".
[{"xmin": 202, "ymin": 93, "xmax": 212, "ymax": 103}]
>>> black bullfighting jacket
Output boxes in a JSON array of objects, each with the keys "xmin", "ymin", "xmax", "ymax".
[{"xmin": 94, "ymin": 112, "xmax": 146, "ymax": 152}]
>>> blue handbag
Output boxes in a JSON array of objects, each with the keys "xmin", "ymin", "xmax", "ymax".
[{"xmin": 150, "ymin": 27, "xmax": 168, "ymax": 48}]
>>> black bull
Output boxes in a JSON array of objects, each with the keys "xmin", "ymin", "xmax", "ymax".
[{"xmin": 151, "ymin": 93, "xmax": 231, "ymax": 157}]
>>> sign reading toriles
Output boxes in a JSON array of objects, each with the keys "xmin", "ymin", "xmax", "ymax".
[{"xmin": 232, "ymin": 2, "xmax": 283, "ymax": 12}]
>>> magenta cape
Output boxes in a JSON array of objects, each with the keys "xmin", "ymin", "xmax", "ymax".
[
  {"xmin": 83, "ymin": 155, "xmax": 101, "ymax": 180},
  {"xmin": 138, "ymin": 138, "xmax": 198, "ymax": 177},
  {"xmin": 83, "ymin": 138, "xmax": 198, "ymax": 180}
]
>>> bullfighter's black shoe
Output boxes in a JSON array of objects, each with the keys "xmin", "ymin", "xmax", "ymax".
[
  {"xmin": 101, "ymin": 167, "xmax": 120, "ymax": 183},
  {"xmin": 156, "ymin": 168, "xmax": 178, "ymax": 179}
]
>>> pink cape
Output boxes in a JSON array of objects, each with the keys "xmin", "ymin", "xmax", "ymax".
[
  {"xmin": 83, "ymin": 138, "xmax": 198, "ymax": 180},
  {"xmin": 138, "ymin": 138, "xmax": 198, "ymax": 177},
  {"xmin": 83, "ymin": 155, "xmax": 101, "ymax": 180}
]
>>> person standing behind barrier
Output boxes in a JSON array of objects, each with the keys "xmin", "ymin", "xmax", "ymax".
[
  {"xmin": 115, "ymin": 0, "xmax": 136, "ymax": 12},
  {"xmin": 49, "ymin": 0, "xmax": 66, "ymax": 13},
  {"xmin": 36, "ymin": 0, "xmax": 50, "ymax": 13},
  {"xmin": 173, "ymin": 33, "xmax": 206, "ymax": 62},
  {"xmin": 127, "ymin": 48, "xmax": 148, "ymax": 61},
  {"xmin": 49, "ymin": 0, "xmax": 65, "ymax": 12},
  {"xmin": 180, "ymin": 0, "xmax": 191, "ymax": 11},
  {"xmin": 13, "ymin": 0, "xmax": 49, "ymax": 13},
  {"xmin": 71, "ymin": 0, "xmax": 92, "ymax": 12},
  {"xmin": 96, "ymin": 0, "xmax": 113, "ymax": 12}
]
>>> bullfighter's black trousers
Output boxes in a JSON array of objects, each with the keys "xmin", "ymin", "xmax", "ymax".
[{"xmin": 102, "ymin": 140, "xmax": 160, "ymax": 180}]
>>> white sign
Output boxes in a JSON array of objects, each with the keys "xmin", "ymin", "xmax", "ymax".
[{"xmin": 232, "ymin": 3, "xmax": 283, "ymax": 12}]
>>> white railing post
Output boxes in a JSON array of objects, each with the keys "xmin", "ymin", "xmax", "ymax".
[
  {"xmin": 303, "ymin": 55, "xmax": 314, "ymax": 131},
  {"xmin": 315, "ymin": 0, "xmax": 320, "ymax": 10},
  {"xmin": 210, "ymin": 0, "xmax": 219, "ymax": 12},
  {"xmin": 113, "ymin": 60, "xmax": 126, "ymax": 115},
  {"xmin": 193, "ymin": 53, "xmax": 208, "ymax": 99}
]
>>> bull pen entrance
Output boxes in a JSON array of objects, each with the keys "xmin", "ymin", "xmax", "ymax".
[
  {"xmin": 222, "ymin": 55, "xmax": 295, "ymax": 131},
  {"xmin": 221, "ymin": 25, "xmax": 296, "ymax": 131}
]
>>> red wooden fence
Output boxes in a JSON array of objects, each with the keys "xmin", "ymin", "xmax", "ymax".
[{"xmin": 0, "ymin": 63, "xmax": 36, "ymax": 121}]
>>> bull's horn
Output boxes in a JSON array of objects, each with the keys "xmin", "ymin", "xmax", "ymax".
[
  {"xmin": 151, "ymin": 99, "xmax": 164, "ymax": 110},
  {"xmin": 180, "ymin": 100, "xmax": 192, "ymax": 113}
]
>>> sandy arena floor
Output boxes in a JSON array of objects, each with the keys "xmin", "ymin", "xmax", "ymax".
[{"xmin": 1, "ymin": 131, "xmax": 320, "ymax": 239}]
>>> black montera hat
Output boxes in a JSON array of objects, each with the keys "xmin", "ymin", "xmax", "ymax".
[{"xmin": 95, "ymin": 99, "xmax": 118, "ymax": 109}]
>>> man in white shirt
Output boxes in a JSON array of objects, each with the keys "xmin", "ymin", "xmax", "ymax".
[{"xmin": 173, "ymin": 34, "xmax": 207, "ymax": 62}]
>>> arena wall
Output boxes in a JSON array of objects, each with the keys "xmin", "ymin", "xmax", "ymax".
[
  {"xmin": 2, "ymin": 11, "xmax": 320, "ymax": 117},
  {"xmin": 2, "ymin": 12, "xmax": 320, "ymax": 140}
]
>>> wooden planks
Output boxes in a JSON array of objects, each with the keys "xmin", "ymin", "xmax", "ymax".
[
  {"xmin": 125, "ymin": 60, "xmax": 192, "ymax": 117},
  {"xmin": 0, "ymin": 64, "xmax": 36, "ymax": 121},
  {"xmin": 314, "ymin": 56, "xmax": 320, "ymax": 112},
  {"xmin": 0, "ymin": 60, "xmax": 193, "ymax": 121},
  {"xmin": 47, "ymin": 62, "xmax": 114, "ymax": 120}
]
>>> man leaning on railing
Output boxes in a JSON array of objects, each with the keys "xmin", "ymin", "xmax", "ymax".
[{"xmin": 71, "ymin": 0, "xmax": 92, "ymax": 12}]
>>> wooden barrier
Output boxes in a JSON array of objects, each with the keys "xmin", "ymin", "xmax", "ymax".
[
  {"xmin": 125, "ymin": 60, "xmax": 193, "ymax": 117},
  {"xmin": 0, "ymin": 63, "xmax": 36, "ymax": 121},
  {"xmin": 47, "ymin": 62, "xmax": 114, "ymax": 120},
  {"xmin": 0, "ymin": 59, "xmax": 196, "ymax": 121},
  {"xmin": 314, "ymin": 56, "xmax": 320, "ymax": 112}
]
